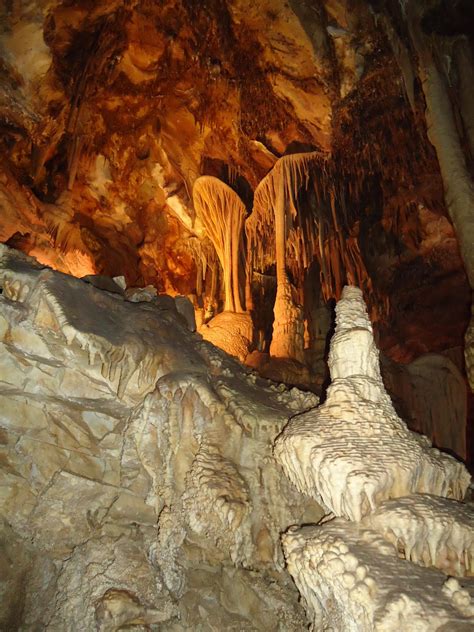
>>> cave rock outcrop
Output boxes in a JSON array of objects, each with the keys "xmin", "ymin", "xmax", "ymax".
[
  {"xmin": 0, "ymin": 244, "xmax": 323, "ymax": 630},
  {"xmin": 283, "ymin": 519, "xmax": 474, "ymax": 632}
]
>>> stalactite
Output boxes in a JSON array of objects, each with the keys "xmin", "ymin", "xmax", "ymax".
[
  {"xmin": 193, "ymin": 176, "xmax": 246, "ymax": 313},
  {"xmin": 43, "ymin": 208, "xmax": 84, "ymax": 255},
  {"xmin": 247, "ymin": 152, "xmax": 322, "ymax": 362},
  {"xmin": 246, "ymin": 148, "xmax": 375, "ymax": 344},
  {"xmin": 208, "ymin": 255, "xmax": 218, "ymax": 320},
  {"xmin": 195, "ymin": 255, "xmax": 203, "ymax": 306}
]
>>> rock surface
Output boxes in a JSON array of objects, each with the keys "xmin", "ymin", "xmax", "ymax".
[
  {"xmin": 200, "ymin": 311, "xmax": 254, "ymax": 362},
  {"xmin": 361, "ymin": 494, "xmax": 474, "ymax": 577},
  {"xmin": 0, "ymin": 244, "xmax": 321, "ymax": 630},
  {"xmin": 283, "ymin": 520, "xmax": 474, "ymax": 632},
  {"xmin": 381, "ymin": 352, "xmax": 468, "ymax": 461}
]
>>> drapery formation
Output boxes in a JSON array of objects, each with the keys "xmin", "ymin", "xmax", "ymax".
[
  {"xmin": 244, "ymin": 151, "xmax": 372, "ymax": 360},
  {"xmin": 192, "ymin": 154, "xmax": 375, "ymax": 362},
  {"xmin": 247, "ymin": 153, "xmax": 319, "ymax": 362},
  {"xmin": 193, "ymin": 176, "xmax": 246, "ymax": 313}
]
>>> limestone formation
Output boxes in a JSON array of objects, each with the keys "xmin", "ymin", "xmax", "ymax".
[
  {"xmin": 199, "ymin": 310, "xmax": 254, "ymax": 362},
  {"xmin": 247, "ymin": 152, "xmax": 318, "ymax": 363},
  {"xmin": 282, "ymin": 520, "xmax": 474, "ymax": 632},
  {"xmin": 361, "ymin": 494, "xmax": 474, "ymax": 577},
  {"xmin": 0, "ymin": 244, "xmax": 322, "ymax": 630},
  {"xmin": 193, "ymin": 176, "xmax": 246, "ymax": 314},
  {"xmin": 274, "ymin": 286, "xmax": 470, "ymax": 522},
  {"xmin": 1, "ymin": 1, "xmax": 473, "ymax": 627},
  {"xmin": 276, "ymin": 285, "xmax": 473, "ymax": 631}
]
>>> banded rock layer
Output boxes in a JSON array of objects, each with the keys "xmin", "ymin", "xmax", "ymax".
[{"xmin": 283, "ymin": 520, "xmax": 474, "ymax": 632}]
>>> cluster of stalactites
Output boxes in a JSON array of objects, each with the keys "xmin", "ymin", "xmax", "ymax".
[
  {"xmin": 246, "ymin": 151, "xmax": 370, "ymax": 302},
  {"xmin": 192, "ymin": 153, "xmax": 374, "ymax": 330},
  {"xmin": 246, "ymin": 152, "xmax": 323, "ymax": 281},
  {"xmin": 193, "ymin": 175, "xmax": 246, "ymax": 313}
]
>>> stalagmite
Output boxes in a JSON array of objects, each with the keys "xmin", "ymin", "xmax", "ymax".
[
  {"xmin": 247, "ymin": 152, "xmax": 319, "ymax": 363},
  {"xmin": 274, "ymin": 286, "xmax": 470, "ymax": 521},
  {"xmin": 276, "ymin": 284, "xmax": 472, "ymax": 630},
  {"xmin": 193, "ymin": 176, "xmax": 246, "ymax": 313}
]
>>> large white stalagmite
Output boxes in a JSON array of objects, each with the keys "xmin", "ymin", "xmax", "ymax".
[
  {"xmin": 277, "ymin": 285, "xmax": 473, "ymax": 631},
  {"xmin": 274, "ymin": 286, "xmax": 470, "ymax": 522}
]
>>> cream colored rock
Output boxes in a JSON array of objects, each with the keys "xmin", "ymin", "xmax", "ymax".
[
  {"xmin": 131, "ymin": 369, "xmax": 323, "ymax": 589},
  {"xmin": 0, "ymin": 244, "xmax": 204, "ymax": 405},
  {"xmin": 274, "ymin": 286, "xmax": 470, "ymax": 521},
  {"xmin": 283, "ymin": 519, "xmax": 474, "ymax": 631},
  {"xmin": 3, "ymin": 247, "xmax": 470, "ymax": 630},
  {"xmin": 0, "ymin": 245, "xmax": 320, "ymax": 629},
  {"xmin": 361, "ymin": 494, "xmax": 474, "ymax": 577}
]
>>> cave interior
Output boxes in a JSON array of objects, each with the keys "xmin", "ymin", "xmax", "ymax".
[{"xmin": 0, "ymin": 0, "xmax": 474, "ymax": 630}]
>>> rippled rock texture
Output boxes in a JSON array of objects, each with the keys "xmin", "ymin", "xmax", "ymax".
[{"xmin": 277, "ymin": 285, "xmax": 472, "ymax": 631}]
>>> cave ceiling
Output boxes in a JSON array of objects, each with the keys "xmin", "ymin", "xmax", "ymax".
[{"xmin": 0, "ymin": 0, "xmax": 472, "ymax": 365}]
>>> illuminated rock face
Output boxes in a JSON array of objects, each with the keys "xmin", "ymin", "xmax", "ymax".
[
  {"xmin": 275, "ymin": 286, "xmax": 470, "ymax": 521},
  {"xmin": 1, "ymin": 0, "xmax": 471, "ymax": 378},
  {"xmin": 0, "ymin": 245, "xmax": 323, "ymax": 630},
  {"xmin": 199, "ymin": 310, "xmax": 253, "ymax": 362}
]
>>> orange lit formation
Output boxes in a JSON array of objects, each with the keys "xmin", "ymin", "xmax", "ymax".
[{"xmin": 193, "ymin": 176, "xmax": 245, "ymax": 314}]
